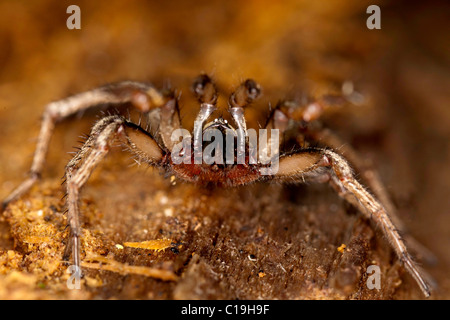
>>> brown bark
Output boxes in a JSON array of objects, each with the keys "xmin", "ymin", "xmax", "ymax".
[{"xmin": 0, "ymin": 0, "xmax": 448, "ymax": 300}]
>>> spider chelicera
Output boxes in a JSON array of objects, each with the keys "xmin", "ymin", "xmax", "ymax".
[{"xmin": 2, "ymin": 74, "xmax": 433, "ymax": 297}]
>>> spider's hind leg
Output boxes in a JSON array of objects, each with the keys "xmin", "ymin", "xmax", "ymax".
[{"xmin": 63, "ymin": 115, "xmax": 164, "ymax": 271}]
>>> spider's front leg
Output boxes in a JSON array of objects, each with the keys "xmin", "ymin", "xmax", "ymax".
[
  {"xmin": 307, "ymin": 127, "xmax": 437, "ymax": 264},
  {"xmin": 274, "ymin": 149, "xmax": 432, "ymax": 298},
  {"xmin": 2, "ymin": 81, "xmax": 165, "ymax": 210},
  {"xmin": 63, "ymin": 115, "xmax": 164, "ymax": 270}
]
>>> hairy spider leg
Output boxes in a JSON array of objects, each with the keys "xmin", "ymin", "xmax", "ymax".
[
  {"xmin": 264, "ymin": 83, "xmax": 361, "ymax": 148},
  {"xmin": 274, "ymin": 149, "xmax": 431, "ymax": 297},
  {"xmin": 266, "ymin": 93, "xmax": 436, "ymax": 265},
  {"xmin": 63, "ymin": 115, "xmax": 164, "ymax": 271},
  {"xmin": 2, "ymin": 81, "xmax": 165, "ymax": 210},
  {"xmin": 306, "ymin": 127, "xmax": 437, "ymax": 265}
]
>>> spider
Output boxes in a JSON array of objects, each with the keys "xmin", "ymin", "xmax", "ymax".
[{"xmin": 2, "ymin": 74, "xmax": 433, "ymax": 297}]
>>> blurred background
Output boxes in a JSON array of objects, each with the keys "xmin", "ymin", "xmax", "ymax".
[{"xmin": 0, "ymin": 0, "xmax": 448, "ymax": 299}]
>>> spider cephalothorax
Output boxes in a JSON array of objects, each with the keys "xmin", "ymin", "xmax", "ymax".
[{"xmin": 2, "ymin": 74, "xmax": 433, "ymax": 297}]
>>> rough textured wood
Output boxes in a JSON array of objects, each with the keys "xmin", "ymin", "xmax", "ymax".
[{"xmin": 0, "ymin": 0, "xmax": 449, "ymax": 300}]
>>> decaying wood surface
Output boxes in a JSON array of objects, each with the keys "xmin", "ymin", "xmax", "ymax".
[
  {"xmin": 0, "ymin": 168, "xmax": 411, "ymax": 299},
  {"xmin": 0, "ymin": 0, "xmax": 449, "ymax": 299}
]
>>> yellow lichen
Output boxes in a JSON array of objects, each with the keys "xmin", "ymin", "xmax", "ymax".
[{"xmin": 337, "ymin": 244, "xmax": 347, "ymax": 253}]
